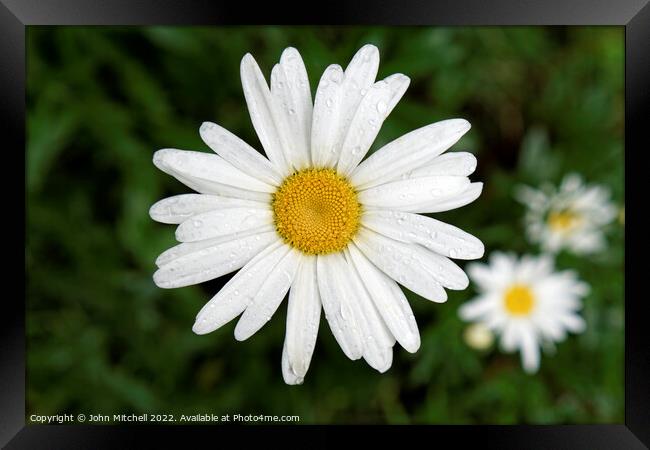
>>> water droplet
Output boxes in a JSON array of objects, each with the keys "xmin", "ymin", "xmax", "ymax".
[
  {"xmin": 326, "ymin": 98, "xmax": 333, "ymax": 108},
  {"xmin": 376, "ymin": 101, "xmax": 387, "ymax": 114},
  {"xmin": 288, "ymin": 108, "xmax": 296, "ymax": 115},
  {"xmin": 360, "ymin": 88, "xmax": 367, "ymax": 96},
  {"xmin": 193, "ymin": 220, "xmax": 203, "ymax": 228}
]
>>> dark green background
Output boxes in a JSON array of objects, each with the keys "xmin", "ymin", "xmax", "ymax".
[{"xmin": 26, "ymin": 26, "xmax": 624, "ymax": 424}]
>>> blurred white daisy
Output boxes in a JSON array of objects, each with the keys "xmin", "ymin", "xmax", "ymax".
[
  {"xmin": 459, "ymin": 252, "xmax": 589, "ymax": 373},
  {"xmin": 515, "ymin": 173, "xmax": 617, "ymax": 255},
  {"xmin": 150, "ymin": 44, "xmax": 484, "ymax": 384}
]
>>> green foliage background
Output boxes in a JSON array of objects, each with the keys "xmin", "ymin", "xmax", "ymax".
[{"xmin": 26, "ymin": 26, "xmax": 624, "ymax": 424}]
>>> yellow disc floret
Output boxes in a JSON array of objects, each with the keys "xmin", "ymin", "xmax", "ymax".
[
  {"xmin": 547, "ymin": 209, "xmax": 582, "ymax": 234},
  {"xmin": 272, "ymin": 168, "xmax": 361, "ymax": 255},
  {"xmin": 503, "ymin": 284, "xmax": 535, "ymax": 316}
]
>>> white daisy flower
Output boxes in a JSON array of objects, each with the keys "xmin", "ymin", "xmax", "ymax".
[
  {"xmin": 459, "ymin": 252, "xmax": 589, "ymax": 373},
  {"xmin": 150, "ymin": 44, "xmax": 484, "ymax": 384},
  {"xmin": 515, "ymin": 173, "xmax": 617, "ymax": 255}
]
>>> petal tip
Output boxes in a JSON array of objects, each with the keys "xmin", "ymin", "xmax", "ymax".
[
  {"xmin": 280, "ymin": 46, "xmax": 301, "ymax": 60},
  {"xmin": 455, "ymin": 118, "xmax": 471, "ymax": 133},
  {"xmin": 148, "ymin": 204, "xmax": 159, "ymax": 221},
  {"xmin": 152, "ymin": 270, "xmax": 171, "ymax": 289},
  {"xmin": 405, "ymin": 338, "xmax": 421, "ymax": 354},
  {"xmin": 192, "ymin": 320, "xmax": 212, "ymax": 335},
  {"xmin": 360, "ymin": 43, "xmax": 379, "ymax": 56},
  {"xmin": 199, "ymin": 121, "xmax": 216, "ymax": 135},
  {"xmin": 233, "ymin": 324, "xmax": 250, "ymax": 342},
  {"xmin": 152, "ymin": 149, "xmax": 169, "ymax": 169}
]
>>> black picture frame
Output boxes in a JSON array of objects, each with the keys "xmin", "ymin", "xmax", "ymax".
[{"xmin": 4, "ymin": 0, "xmax": 649, "ymax": 448}]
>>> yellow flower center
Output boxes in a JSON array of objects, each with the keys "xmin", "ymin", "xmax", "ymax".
[
  {"xmin": 272, "ymin": 168, "xmax": 361, "ymax": 255},
  {"xmin": 503, "ymin": 284, "xmax": 535, "ymax": 316},
  {"xmin": 547, "ymin": 210, "xmax": 581, "ymax": 233}
]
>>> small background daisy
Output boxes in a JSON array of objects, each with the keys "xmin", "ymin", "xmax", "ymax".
[
  {"xmin": 515, "ymin": 173, "xmax": 617, "ymax": 255},
  {"xmin": 459, "ymin": 252, "xmax": 589, "ymax": 374},
  {"xmin": 27, "ymin": 26, "xmax": 624, "ymax": 424}
]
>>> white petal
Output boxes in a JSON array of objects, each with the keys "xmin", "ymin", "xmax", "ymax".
[
  {"xmin": 155, "ymin": 227, "xmax": 273, "ymax": 267},
  {"xmin": 175, "ymin": 208, "xmax": 273, "ymax": 242},
  {"xmin": 153, "ymin": 149, "xmax": 272, "ymax": 201},
  {"xmin": 468, "ymin": 262, "xmax": 503, "ymax": 291},
  {"xmin": 520, "ymin": 327, "xmax": 541, "ymax": 373},
  {"xmin": 382, "ymin": 73, "xmax": 411, "ymax": 115},
  {"xmin": 270, "ymin": 47, "xmax": 312, "ymax": 170},
  {"xmin": 358, "ymin": 176, "xmax": 470, "ymax": 211},
  {"xmin": 500, "ymin": 321, "xmax": 521, "ymax": 352},
  {"xmin": 348, "ymin": 243, "xmax": 420, "ymax": 353},
  {"xmin": 343, "ymin": 248, "xmax": 395, "ymax": 372},
  {"xmin": 343, "ymin": 45, "xmax": 380, "ymax": 99},
  {"xmin": 514, "ymin": 185, "xmax": 547, "ymax": 210},
  {"xmin": 149, "ymin": 194, "xmax": 266, "ymax": 224},
  {"xmin": 240, "ymin": 53, "xmax": 292, "ymax": 175},
  {"xmin": 561, "ymin": 173, "xmax": 583, "ymax": 192},
  {"xmin": 199, "ymin": 122, "xmax": 283, "ymax": 186},
  {"xmin": 285, "ymin": 256, "xmax": 321, "ymax": 378},
  {"xmin": 354, "ymin": 228, "xmax": 467, "ymax": 302},
  {"xmin": 558, "ymin": 313, "xmax": 586, "ymax": 333},
  {"xmin": 368, "ymin": 344, "xmax": 393, "ymax": 373},
  {"xmin": 234, "ymin": 248, "xmax": 302, "ymax": 341},
  {"xmin": 281, "ymin": 340, "xmax": 304, "ymax": 385},
  {"xmin": 192, "ymin": 241, "xmax": 287, "ymax": 334},
  {"xmin": 323, "ymin": 44, "xmax": 380, "ymax": 168},
  {"xmin": 153, "ymin": 231, "xmax": 278, "ymax": 288},
  {"xmin": 408, "ymin": 182, "xmax": 483, "ymax": 214},
  {"xmin": 490, "ymin": 252, "xmax": 518, "ymax": 278},
  {"xmin": 458, "ymin": 295, "xmax": 497, "ymax": 322},
  {"xmin": 404, "ymin": 152, "xmax": 477, "ymax": 179},
  {"xmin": 536, "ymin": 316, "xmax": 567, "ymax": 342},
  {"xmin": 351, "ymin": 119, "xmax": 471, "ymax": 190},
  {"xmin": 337, "ymin": 74, "xmax": 410, "ymax": 175},
  {"xmin": 311, "ymin": 64, "xmax": 345, "ymax": 167},
  {"xmin": 316, "ymin": 253, "xmax": 363, "ymax": 360},
  {"xmin": 362, "ymin": 210, "xmax": 484, "ymax": 260}
]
